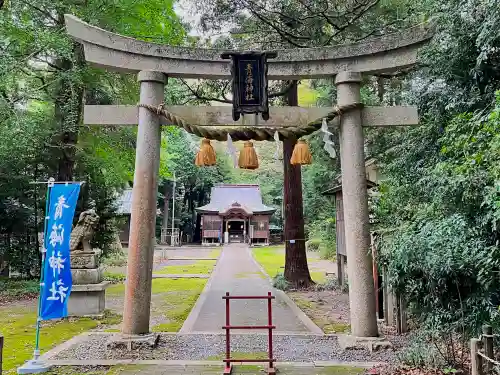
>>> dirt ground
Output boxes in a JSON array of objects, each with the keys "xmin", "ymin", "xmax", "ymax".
[{"xmin": 289, "ymin": 287, "xmax": 351, "ymax": 333}]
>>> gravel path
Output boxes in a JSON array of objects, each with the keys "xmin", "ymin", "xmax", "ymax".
[{"xmin": 52, "ymin": 332, "xmax": 401, "ymax": 363}]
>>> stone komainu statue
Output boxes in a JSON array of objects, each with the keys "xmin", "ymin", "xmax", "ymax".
[{"xmin": 70, "ymin": 207, "xmax": 100, "ymax": 252}]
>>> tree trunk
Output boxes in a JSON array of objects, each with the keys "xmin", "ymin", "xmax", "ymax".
[
  {"xmin": 55, "ymin": 13, "xmax": 85, "ymax": 181},
  {"xmin": 283, "ymin": 81, "xmax": 313, "ymax": 288}
]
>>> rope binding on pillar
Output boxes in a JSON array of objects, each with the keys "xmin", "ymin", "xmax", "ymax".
[{"xmin": 137, "ymin": 102, "xmax": 363, "ymax": 168}]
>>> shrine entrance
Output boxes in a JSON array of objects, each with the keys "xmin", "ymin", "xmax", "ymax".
[
  {"xmin": 64, "ymin": 13, "xmax": 432, "ymax": 344},
  {"xmin": 226, "ymin": 219, "xmax": 245, "ymax": 243}
]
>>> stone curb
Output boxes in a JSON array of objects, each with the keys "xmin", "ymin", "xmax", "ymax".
[
  {"xmin": 178, "ymin": 247, "xmax": 225, "ymax": 333},
  {"xmin": 47, "ymin": 359, "xmax": 384, "ymax": 367},
  {"xmin": 246, "ymin": 247, "xmax": 324, "ymax": 335},
  {"xmin": 175, "ymin": 331, "xmax": 324, "ymax": 336}
]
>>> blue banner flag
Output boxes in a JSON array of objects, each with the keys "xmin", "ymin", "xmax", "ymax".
[{"xmin": 40, "ymin": 183, "xmax": 81, "ymax": 320}]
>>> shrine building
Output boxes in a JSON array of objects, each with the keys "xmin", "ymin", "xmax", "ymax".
[{"xmin": 196, "ymin": 184, "xmax": 275, "ymax": 245}]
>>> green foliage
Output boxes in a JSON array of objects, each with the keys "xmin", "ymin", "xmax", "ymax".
[
  {"xmin": 315, "ymin": 277, "xmax": 348, "ymax": 294},
  {"xmin": 306, "ymin": 238, "xmax": 321, "ymax": 252},
  {"xmin": 101, "ymin": 252, "xmax": 128, "ymax": 267},
  {"xmin": 371, "ymin": 0, "xmax": 500, "ymax": 355},
  {"xmin": 397, "ymin": 334, "xmax": 445, "ymax": 368},
  {"xmin": 0, "ymin": 0, "xmax": 187, "ymax": 271},
  {"xmin": 272, "ymin": 273, "xmax": 290, "ymax": 291},
  {"xmin": 378, "ymin": 97, "xmax": 500, "ymax": 337},
  {"xmin": 0, "ymin": 278, "xmax": 39, "ymax": 298},
  {"xmin": 103, "ymin": 272, "xmax": 126, "ymax": 283}
]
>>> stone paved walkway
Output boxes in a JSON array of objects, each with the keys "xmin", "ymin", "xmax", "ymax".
[{"xmin": 182, "ymin": 244, "xmax": 311, "ymax": 333}]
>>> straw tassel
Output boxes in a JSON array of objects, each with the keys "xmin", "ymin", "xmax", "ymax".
[
  {"xmin": 238, "ymin": 141, "xmax": 259, "ymax": 169},
  {"xmin": 290, "ymin": 139, "xmax": 312, "ymax": 165},
  {"xmin": 195, "ymin": 138, "xmax": 217, "ymax": 166}
]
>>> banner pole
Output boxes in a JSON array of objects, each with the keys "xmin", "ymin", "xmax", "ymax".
[
  {"xmin": 34, "ymin": 178, "xmax": 54, "ymax": 359},
  {"xmin": 17, "ymin": 178, "xmax": 55, "ymax": 374}
]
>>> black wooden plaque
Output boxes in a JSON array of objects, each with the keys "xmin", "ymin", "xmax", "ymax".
[{"xmin": 221, "ymin": 51, "xmax": 277, "ymax": 121}]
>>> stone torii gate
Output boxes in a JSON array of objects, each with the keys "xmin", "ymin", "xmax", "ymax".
[{"xmin": 65, "ymin": 15, "xmax": 431, "ymax": 345}]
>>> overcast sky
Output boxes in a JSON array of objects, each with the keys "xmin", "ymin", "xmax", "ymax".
[{"xmin": 174, "ymin": 0, "xmax": 234, "ymax": 39}]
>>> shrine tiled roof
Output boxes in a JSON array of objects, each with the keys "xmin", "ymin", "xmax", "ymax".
[{"xmin": 196, "ymin": 184, "xmax": 275, "ymax": 214}]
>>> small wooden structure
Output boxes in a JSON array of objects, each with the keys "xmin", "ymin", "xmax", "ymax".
[
  {"xmin": 322, "ymin": 178, "xmax": 377, "ymax": 286},
  {"xmin": 197, "ymin": 184, "xmax": 275, "ymax": 245},
  {"xmin": 115, "ymin": 188, "xmax": 133, "ymax": 246}
]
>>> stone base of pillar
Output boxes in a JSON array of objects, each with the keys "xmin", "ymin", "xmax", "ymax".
[
  {"xmin": 106, "ymin": 333, "xmax": 160, "ymax": 350},
  {"xmin": 337, "ymin": 334, "xmax": 393, "ymax": 353},
  {"xmin": 68, "ymin": 251, "xmax": 110, "ymax": 317},
  {"xmin": 67, "ymin": 282, "xmax": 110, "ymax": 317}
]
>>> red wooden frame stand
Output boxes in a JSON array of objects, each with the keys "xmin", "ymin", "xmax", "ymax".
[{"xmin": 222, "ymin": 291, "xmax": 276, "ymax": 375}]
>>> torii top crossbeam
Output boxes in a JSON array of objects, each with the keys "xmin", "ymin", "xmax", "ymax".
[{"xmin": 65, "ymin": 15, "xmax": 432, "ymax": 80}]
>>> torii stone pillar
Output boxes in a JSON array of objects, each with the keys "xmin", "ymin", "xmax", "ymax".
[
  {"xmin": 122, "ymin": 71, "xmax": 166, "ymax": 338},
  {"xmin": 336, "ymin": 71, "xmax": 378, "ymax": 338}
]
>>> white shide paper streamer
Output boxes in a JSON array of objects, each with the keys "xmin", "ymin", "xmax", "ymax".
[
  {"xmin": 226, "ymin": 134, "xmax": 238, "ymax": 168},
  {"xmin": 273, "ymin": 130, "xmax": 282, "ymax": 160},
  {"xmin": 321, "ymin": 118, "xmax": 336, "ymax": 158}
]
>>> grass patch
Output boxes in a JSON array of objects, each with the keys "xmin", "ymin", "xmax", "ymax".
[
  {"xmin": 103, "ymin": 272, "xmax": 126, "ymax": 283},
  {"xmin": 106, "ymin": 282, "xmax": 125, "ymax": 296},
  {"xmin": 0, "ymin": 277, "xmax": 39, "ymax": 299},
  {"xmin": 252, "ymin": 247, "xmax": 325, "ymax": 283},
  {"xmin": 150, "ymin": 278, "xmax": 206, "ymax": 332},
  {"xmin": 292, "ymin": 297, "xmax": 350, "ymax": 334},
  {"xmin": 1, "ymin": 307, "xmax": 120, "ymax": 375},
  {"xmin": 310, "ymin": 271, "xmax": 326, "ymax": 283},
  {"xmin": 96, "ymin": 278, "xmax": 206, "ymax": 333},
  {"xmin": 322, "ymin": 322, "xmax": 351, "ymax": 334},
  {"xmin": 252, "ymin": 246, "xmax": 285, "ymax": 278},
  {"xmin": 209, "ymin": 249, "xmax": 222, "ymax": 258},
  {"xmin": 153, "ymin": 260, "xmax": 216, "ymax": 275}
]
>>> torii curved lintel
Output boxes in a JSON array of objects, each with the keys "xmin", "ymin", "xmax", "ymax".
[{"xmin": 65, "ymin": 14, "xmax": 433, "ymax": 80}]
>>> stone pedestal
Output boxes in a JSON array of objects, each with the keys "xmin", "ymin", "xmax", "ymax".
[{"xmin": 68, "ymin": 251, "xmax": 110, "ymax": 317}]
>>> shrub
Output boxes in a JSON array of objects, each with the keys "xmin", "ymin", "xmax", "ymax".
[
  {"xmin": 102, "ymin": 251, "xmax": 127, "ymax": 267},
  {"xmin": 306, "ymin": 238, "xmax": 321, "ymax": 252},
  {"xmin": 379, "ymin": 214, "xmax": 500, "ymax": 337},
  {"xmin": 315, "ymin": 276, "xmax": 348, "ymax": 293},
  {"xmin": 319, "ymin": 245, "xmax": 335, "ymax": 260},
  {"xmin": 397, "ymin": 333, "xmax": 445, "ymax": 368},
  {"xmin": 306, "ymin": 217, "xmax": 336, "ymax": 260},
  {"xmin": 272, "ymin": 273, "xmax": 290, "ymax": 291},
  {"xmin": 0, "ymin": 277, "xmax": 39, "ymax": 298}
]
